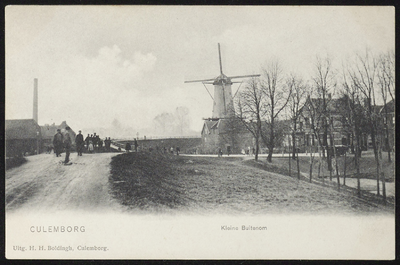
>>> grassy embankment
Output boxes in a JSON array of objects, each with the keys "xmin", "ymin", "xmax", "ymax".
[{"xmin": 109, "ymin": 151, "xmax": 393, "ymax": 214}]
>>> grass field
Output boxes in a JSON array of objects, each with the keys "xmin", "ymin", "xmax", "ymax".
[{"xmin": 281, "ymin": 150, "xmax": 395, "ymax": 181}]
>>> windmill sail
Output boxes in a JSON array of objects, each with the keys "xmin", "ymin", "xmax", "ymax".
[{"xmin": 185, "ymin": 43, "xmax": 260, "ymax": 119}]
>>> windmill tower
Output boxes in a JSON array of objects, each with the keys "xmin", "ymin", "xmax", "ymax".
[{"xmin": 185, "ymin": 43, "xmax": 260, "ymax": 119}]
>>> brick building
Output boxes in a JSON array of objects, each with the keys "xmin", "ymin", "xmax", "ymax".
[{"xmin": 294, "ymin": 96, "xmax": 351, "ymax": 154}]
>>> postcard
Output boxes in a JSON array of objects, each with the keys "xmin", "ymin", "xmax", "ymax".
[{"xmin": 5, "ymin": 5, "xmax": 395, "ymax": 260}]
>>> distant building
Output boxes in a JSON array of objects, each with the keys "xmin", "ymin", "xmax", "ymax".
[
  {"xmin": 292, "ymin": 95, "xmax": 395, "ymax": 154},
  {"xmin": 379, "ymin": 99, "xmax": 395, "ymax": 152},
  {"xmin": 40, "ymin": 121, "xmax": 76, "ymax": 149},
  {"xmin": 294, "ymin": 96, "xmax": 352, "ymax": 153},
  {"xmin": 5, "ymin": 119, "xmax": 42, "ymax": 157}
]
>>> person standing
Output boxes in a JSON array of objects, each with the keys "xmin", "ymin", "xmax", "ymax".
[
  {"xmin": 64, "ymin": 126, "xmax": 72, "ymax": 164},
  {"xmin": 104, "ymin": 137, "xmax": 110, "ymax": 152},
  {"xmin": 96, "ymin": 135, "xmax": 100, "ymax": 151},
  {"xmin": 134, "ymin": 138, "xmax": 138, "ymax": 152},
  {"xmin": 92, "ymin": 133, "xmax": 98, "ymax": 151},
  {"xmin": 75, "ymin": 130, "xmax": 84, "ymax": 156},
  {"xmin": 108, "ymin": 137, "xmax": 112, "ymax": 151},
  {"xmin": 125, "ymin": 142, "xmax": 132, "ymax": 153},
  {"xmin": 98, "ymin": 138, "xmax": 103, "ymax": 151},
  {"xmin": 88, "ymin": 141, "xmax": 94, "ymax": 153},
  {"xmin": 52, "ymin": 129, "xmax": 64, "ymax": 157},
  {"xmin": 107, "ymin": 137, "xmax": 112, "ymax": 151},
  {"xmin": 85, "ymin": 134, "xmax": 90, "ymax": 151}
]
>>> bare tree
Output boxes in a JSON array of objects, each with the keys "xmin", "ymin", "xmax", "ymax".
[
  {"xmin": 287, "ymin": 74, "xmax": 308, "ymax": 159},
  {"xmin": 377, "ymin": 50, "xmax": 395, "ymax": 162},
  {"xmin": 236, "ymin": 77, "xmax": 263, "ymax": 161},
  {"xmin": 153, "ymin": 107, "xmax": 191, "ymax": 136},
  {"xmin": 311, "ymin": 55, "xmax": 336, "ymax": 174},
  {"xmin": 286, "ymin": 74, "xmax": 308, "ymax": 180},
  {"xmin": 375, "ymin": 50, "xmax": 394, "ymax": 204},
  {"xmin": 175, "ymin": 106, "xmax": 190, "ymax": 136},
  {"xmin": 153, "ymin": 112, "xmax": 175, "ymax": 135},
  {"xmin": 219, "ymin": 116, "xmax": 246, "ymax": 154},
  {"xmin": 303, "ymin": 92, "xmax": 326, "ymax": 184},
  {"xmin": 347, "ymin": 49, "xmax": 383, "ymax": 198},
  {"xmin": 260, "ymin": 61, "xmax": 291, "ymax": 163}
]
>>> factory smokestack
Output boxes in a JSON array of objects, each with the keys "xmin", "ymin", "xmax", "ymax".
[{"xmin": 33, "ymin": 78, "xmax": 38, "ymax": 123}]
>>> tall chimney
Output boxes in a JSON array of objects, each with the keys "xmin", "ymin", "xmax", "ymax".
[{"xmin": 33, "ymin": 78, "xmax": 38, "ymax": 123}]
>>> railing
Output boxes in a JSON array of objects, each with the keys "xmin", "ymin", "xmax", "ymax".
[{"xmin": 114, "ymin": 135, "xmax": 201, "ymax": 141}]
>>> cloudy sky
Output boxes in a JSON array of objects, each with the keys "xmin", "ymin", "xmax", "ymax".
[{"xmin": 5, "ymin": 6, "xmax": 394, "ymax": 136}]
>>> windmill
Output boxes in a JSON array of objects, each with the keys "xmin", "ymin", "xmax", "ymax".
[{"xmin": 185, "ymin": 43, "xmax": 260, "ymax": 119}]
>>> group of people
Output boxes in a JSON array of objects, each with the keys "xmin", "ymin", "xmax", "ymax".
[
  {"xmin": 125, "ymin": 138, "xmax": 138, "ymax": 153},
  {"xmin": 161, "ymin": 146, "xmax": 180, "ymax": 155},
  {"xmin": 52, "ymin": 127, "xmax": 73, "ymax": 164},
  {"xmin": 241, "ymin": 147, "xmax": 256, "ymax": 155},
  {"xmin": 170, "ymin": 146, "xmax": 180, "ymax": 155},
  {"xmin": 52, "ymin": 128, "xmax": 113, "ymax": 164},
  {"xmin": 84, "ymin": 133, "xmax": 112, "ymax": 153}
]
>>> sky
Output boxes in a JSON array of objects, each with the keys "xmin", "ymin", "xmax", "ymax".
[{"xmin": 5, "ymin": 6, "xmax": 394, "ymax": 137}]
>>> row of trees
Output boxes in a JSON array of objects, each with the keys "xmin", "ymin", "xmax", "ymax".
[
  {"xmin": 153, "ymin": 106, "xmax": 192, "ymax": 136},
  {"xmin": 237, "ymin": 62, "xmax": 290, "ymax": 162},
  {"xmin": 235, "ymin": 49, "xmax": 394, "ymax": 202}
]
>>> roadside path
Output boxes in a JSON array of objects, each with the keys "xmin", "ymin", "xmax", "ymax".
[{"xmin": 5, "ymin": 153, "xmax": 124, "ymax": 214}]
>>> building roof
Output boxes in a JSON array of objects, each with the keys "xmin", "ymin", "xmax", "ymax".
[
  {"xmin": 5, "ymin": 119, "xmax": 42, "ymax": 140},
  {"xmin": 202, "ymin": 120, "xmax": 220, "ymax": 135},
  {"xmin": 380, "ymin": 99, "xmax": 394, "ymax": 114},
  {"xmin": 41, "ymin": 121, "xmax": 76, "ymax": 139},
  {"xmin": 304, "ymin": 97, "xmax": 344, "ymax": 113}
]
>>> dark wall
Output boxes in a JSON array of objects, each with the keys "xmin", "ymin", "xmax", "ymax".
[
  {"xmin": 117, "ymin": 138, "xmax": 202, "ymax": 154},
  {"xmin": 6, "ymin": 139, "xmax": 41, "ymax": 157}
]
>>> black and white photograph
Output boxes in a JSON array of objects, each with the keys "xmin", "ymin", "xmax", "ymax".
[{"xmin": 5, "ymin": 5, "xmax": 395, "ymax": 259}]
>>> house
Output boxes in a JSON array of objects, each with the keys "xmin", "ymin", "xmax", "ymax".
[
  {"xmin": 5, "ymin": 119, "xmax": 42, "ymax": 157},
  {"xmin": 201, "ymin": 118, "xmax": 254, "ymax": 154},
  {"xmin": 40, "ymin": 121, "xmax": 76, "ymax": 149},
  {"xmin": 295, "ymin": 96, "xmax": 352, "ymax": 154}
]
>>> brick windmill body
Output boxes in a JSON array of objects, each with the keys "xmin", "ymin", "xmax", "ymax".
[{"xmin": 185, "ymin": 44, "xmax": 260, "ymax": 153}]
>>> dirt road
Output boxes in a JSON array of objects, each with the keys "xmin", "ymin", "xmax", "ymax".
[{"xmin": 5, "ymin": 153, "xmax": 124, "ymax": 213}]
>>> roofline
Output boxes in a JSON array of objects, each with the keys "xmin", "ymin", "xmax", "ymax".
[{"xmin": 6, "ymin": 118, "xmax": 36, "ymax": 121}]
